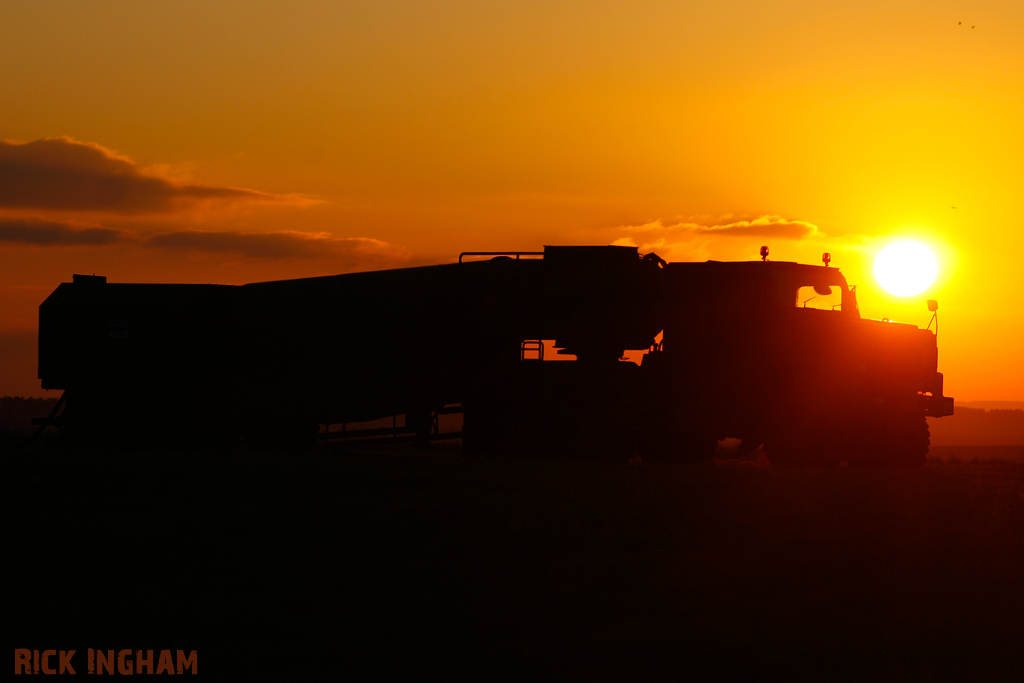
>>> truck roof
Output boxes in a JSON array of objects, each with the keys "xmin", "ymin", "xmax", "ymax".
[
  {"xmin": 668, "ymin": 259, "xmax": 849, "ymax": 285},
  {"xmin": 40, "ymin": 281, "xmax": 235, "ymax": 310}
]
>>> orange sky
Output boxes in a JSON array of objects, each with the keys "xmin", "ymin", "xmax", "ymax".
[{"xmin": 1, "ymin": 0, "xmax": 1022, "ymax": 400}]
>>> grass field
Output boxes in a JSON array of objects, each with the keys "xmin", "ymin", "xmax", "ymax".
[{"xmin": 9, "ymin": 443, "xmax": 1024, "ymax": 680}]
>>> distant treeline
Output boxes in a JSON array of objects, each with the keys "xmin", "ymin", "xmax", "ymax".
[
  {"xmin": 929, "ymin": 407, "xmax": 1024, "ymax": 447},
  {"xmin": 0, "ymin": 396, "xmax": 60, "ymax": 435}
]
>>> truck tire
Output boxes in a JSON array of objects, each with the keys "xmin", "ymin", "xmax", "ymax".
[
  {"xmin": 764, "ymin": 423, "xmax": 841, "ymax": 467},
  {"xmin": 638, "ymin": 431, "xmax": 717, "ymax": 464},
  {"xmin": 243, "ymin": 418, "xmax": 320, "ymax": 454},
  {"xmin": 764, "ymin": 441, "xmax": 841, "ymax": 467},
  {"xmin": 846, "ymin": 411, "xmax": 928, "ymax": 468}
]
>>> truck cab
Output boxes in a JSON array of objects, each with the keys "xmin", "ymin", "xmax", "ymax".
[{"xmin": 640, "ymin": 259, "xmax": 952, "ymax": 466}]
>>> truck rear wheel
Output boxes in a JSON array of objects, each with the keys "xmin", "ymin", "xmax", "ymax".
[
  {"xmin": 463, "ymin": 362, "xmax": 639, "ymax": 462},
  {"xmin": 242, "ymin": 418, "xmax": 320, "ymax": 454},
  {"xmin": 638, "ymin": 430, "xmax": 717, "ymax": 464},
  {"xmin": 764, "ymin": 432, "xmax": 841, "ymax": 467}
]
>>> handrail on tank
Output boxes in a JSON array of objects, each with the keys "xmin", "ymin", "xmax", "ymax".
[
  {"xmin": 458, "ymin": 251, "xmax": 544, "ymax": 263},
  {"xmin": 521, "ymin": 339, "xmax": 544, "ymax": 361}
]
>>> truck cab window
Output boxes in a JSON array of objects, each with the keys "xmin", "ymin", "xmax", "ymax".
[{"xmin": 796, "ymin": 285, "xmax": 843, "ymax": 311}]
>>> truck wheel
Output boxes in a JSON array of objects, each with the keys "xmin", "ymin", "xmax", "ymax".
[
  {"xmin": 765, "ymin": 428, "xmax": 840, "ymax": 467},
  {"xmin": 640, "ymin": 433, "xmax": 717, "ymax": 464},
  {"xmin": 847, "ymin": 413, "xmax": 928, "ymax": 468},
  {"xmin": 243, "ymin": 419, "xmax": 319, "ymax": 454},
  {"xmin": 685, "ymin": 436, "xmax": 719, "ymax": 463}
]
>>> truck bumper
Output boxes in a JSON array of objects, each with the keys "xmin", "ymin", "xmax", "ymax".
[{"xmin": 924, "ymin": 394, "xmax": 954, "ymax": 417}]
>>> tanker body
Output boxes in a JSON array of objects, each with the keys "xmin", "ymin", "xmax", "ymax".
[{"xmin": 38, "ymin": 246, "xmax": 661, "ymax": 449}]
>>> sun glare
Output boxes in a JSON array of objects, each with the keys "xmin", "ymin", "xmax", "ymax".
[{"xmin": 874, "ymin": 240, "xmax": 938, "ymax": 297}]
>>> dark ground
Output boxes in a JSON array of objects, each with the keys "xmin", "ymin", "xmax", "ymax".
[{"xmin": 9, "ymin": 442, "xmax": 1024, "ymax": 680}]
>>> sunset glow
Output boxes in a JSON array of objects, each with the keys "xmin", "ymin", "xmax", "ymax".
[{"xmin": 1, "ymin": 1, "xmax": 1023, "ymax": 401}]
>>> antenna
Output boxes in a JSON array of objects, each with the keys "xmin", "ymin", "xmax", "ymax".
[{"xmin": 926, "ymin": 299, "xmax": 939, "ymax": 338}]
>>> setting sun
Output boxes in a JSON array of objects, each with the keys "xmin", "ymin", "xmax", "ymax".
[{"xmin": 874, "ymin": 240, "xmax": 938, "ymax": 297}]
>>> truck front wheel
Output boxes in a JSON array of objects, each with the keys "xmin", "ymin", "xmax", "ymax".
[{"xmin": 846, "ymin": 410, "xmax": 929, "ymax": 468}]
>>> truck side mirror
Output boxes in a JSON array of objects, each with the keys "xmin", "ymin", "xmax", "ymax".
[{"xmin": 927, "ymin": 299, "xmax": 938, "ymax": 312}]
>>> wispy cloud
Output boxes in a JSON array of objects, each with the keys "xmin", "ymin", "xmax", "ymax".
[
  {"xmin": 0, "ymin": 216, "xmax": 125, "ymax": 246},
  {"xmin": 0, "ymin": 216, "xmax": 409, "ymax": 271},
  {"xmin": 619, "ymin": 215, "xmax": 820, "ymax": 241},
  {"xmin": 608, "ymin": 214, "xmax": 821, "ymax": 259},
  {"xmin": 0, "ymin": 137, "xmax": 316, "ymax": 214},
  {"xmin": 144, "ymin": 229, "xmax": 409, "ymax": 269}
]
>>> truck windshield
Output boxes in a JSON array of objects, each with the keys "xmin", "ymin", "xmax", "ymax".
[{"xmin": 796, "ymin": 285, "xmax": 843, "ymax": 311}]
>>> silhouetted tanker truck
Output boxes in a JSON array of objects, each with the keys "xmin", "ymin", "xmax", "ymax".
[{"xmin": 38, "ymin": 245, "xmax": 953, "ymax": 465}]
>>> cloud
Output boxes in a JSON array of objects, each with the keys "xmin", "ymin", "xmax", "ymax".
[
  {"xmin": 0, "ymin": 213, "xmax": 408, "ymax": 270},
  {"xmin": 695, "ymin": 215, "xmax": 820, "ymax": 238},
  {"xmin": 0, "ymin": 217, "xmax": 125, "ymax": 246},
  {"xmin": 622, "ymin": 215, "xmax": 821, "ymax": 240},
  {"xmin": 145, "ymin": 229, "xmax": 409, "ymax": 268},
  {"xmin": 0, "ymin": 137, "xmax": 315, "ymax": 214},
  {"xmin": 608, "ymin": 215, "xmax": 822, "ymax": 262}
]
